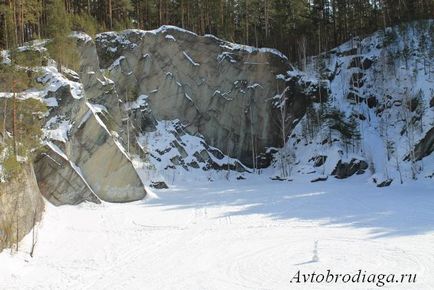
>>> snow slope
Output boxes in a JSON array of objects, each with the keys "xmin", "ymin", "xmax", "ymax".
[
  {"xmin": 273, "ymin": 20, "xmax": 434, "ymax": 185},
  {"xmin": 0, "ymin": 176, "xmax": 433, "ymax": 290}
]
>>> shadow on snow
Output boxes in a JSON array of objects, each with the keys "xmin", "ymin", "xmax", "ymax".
[{"xmin": 143, "ymin": 177, "xmax": 434, "ymax": 238}]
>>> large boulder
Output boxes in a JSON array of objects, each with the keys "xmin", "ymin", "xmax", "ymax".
[
  {"xmin": 33, "ymin": 144, "xmax": 100, "ymax": 206},
  {"xmin": 70, "ymin": 105, "xmax": 146, "ymax": 202}
]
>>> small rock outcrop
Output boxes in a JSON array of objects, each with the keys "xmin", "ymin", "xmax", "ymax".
[
  {"xmin": 150, "ymin": 181, "xmax": 169, "ymax": 189},
  {"xmin": 413, "ymin": 127, "xmax": 434, "ymax": 161},
  {"xmin": 332, "ymin": 159, "xmax": 368, "ymax": 179},
  {"xmin": 375, "ymin": 178, "xmax": 393, "ymax": 188}
]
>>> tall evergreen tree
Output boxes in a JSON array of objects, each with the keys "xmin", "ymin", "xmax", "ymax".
[{"xmin": 45, "ymin": 0, "xmax": 77, "ymax": 72}]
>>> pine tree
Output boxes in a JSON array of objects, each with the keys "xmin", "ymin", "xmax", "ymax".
[{"xmin": 45, "ymin": 0, "xmax": 78, "ymax": 72}]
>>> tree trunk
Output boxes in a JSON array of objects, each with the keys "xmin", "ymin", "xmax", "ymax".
[
  {"xmin": 12, "ymin": 0, "xmax": 18, "ymax": 47},
  {"xmin": 181, "ymin": 0, "xmax": 185, "ymax": 28},
  {"xmin": 2, "ymin": 98, "xmax": 7, "ymax": 143},
  {"xmin": 4, "ymin": 6, "xmax": 9, "ymax": 49},
  {"xmin": 108, "ymin": 0, "xmax": 112, "ymax": 30},
  {"xmin": 264, "ymin": 0, "xmax": 269, "ymax": 40},
  {"xmin": 12, "ymin": 89, "xmax": 17, "ymax": 157},
  {"xmin": 159, "ymin": 0, "xmax": 163, "ymax": 26},
  {"xmin": 245, "ymin": 0, "xmax": 249, "ymax": 45}
]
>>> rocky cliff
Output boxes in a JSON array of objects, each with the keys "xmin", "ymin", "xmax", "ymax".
[
  {"xmin": 90, "ymin": 22, "xmax": 433, "ymax": 186},
  {"xmin": 94, "ymin": 26, "xmax": 293, "ymax": 167},
  {"xmin": 1, "ymin": 27, "xmax": 294, "ymax": 208},
  {"xmin": 1, "ymin": 21, "xmax": 433, "ymax": 211},
  {"xmin": 26, "ymin": 26, "xmax": 303, "ymax": 205}
]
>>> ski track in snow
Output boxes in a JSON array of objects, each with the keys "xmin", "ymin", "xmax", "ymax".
[{"xmin": 0, "ymin": 177, "xmax": 433, "ymax": 290}]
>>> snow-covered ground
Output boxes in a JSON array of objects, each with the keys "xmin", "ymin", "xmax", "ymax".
[{"xmin": 0, "ymin": 176, "xmax": 433, "ymax": 290}]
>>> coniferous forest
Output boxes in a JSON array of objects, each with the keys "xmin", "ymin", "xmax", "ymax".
[{"xmin": 1, "ymin": 0, "xmax": 433, "ymax": 62}]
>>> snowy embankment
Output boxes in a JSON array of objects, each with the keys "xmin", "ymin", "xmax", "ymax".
[
  {"xmin": 279, "ymin": 21, "xmax": 434, "ymax": 184},
  {"xmin": 0, "ymin": 176, "xmax": 433, "ymax": 290}
]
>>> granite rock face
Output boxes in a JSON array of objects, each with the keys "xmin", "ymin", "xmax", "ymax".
[
  {"xmin": 69, "ymin": 108, "xmax": 146, "ymax": 202},
  {"xmin": 94, "ymin": 27, "xmax": 298, "ymax": 167}
]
